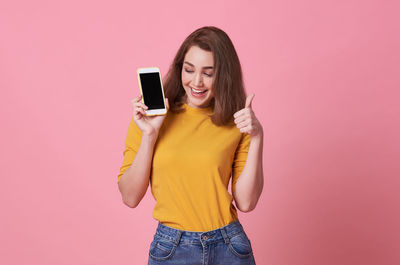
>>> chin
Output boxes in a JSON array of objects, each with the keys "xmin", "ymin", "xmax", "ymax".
[{"xmin": 189, "ymin": 97, "xmax": 212, "ymax": 108}]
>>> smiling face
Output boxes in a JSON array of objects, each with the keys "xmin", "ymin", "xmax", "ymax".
[{"xmin": 181, "ymin": 45, "xmax": 215, "ymax": 108}]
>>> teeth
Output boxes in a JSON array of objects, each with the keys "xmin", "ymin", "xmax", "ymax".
[{"xmin": 191, "ymin": 87, "xmax": 206, "ymax": 93}]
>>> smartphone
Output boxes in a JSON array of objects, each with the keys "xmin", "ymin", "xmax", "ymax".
[{"xmin": 137, "ymin": 67, "xmax": 167, "ymax": 115}]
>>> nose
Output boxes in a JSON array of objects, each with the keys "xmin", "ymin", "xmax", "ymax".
[{"xmin": 193, "ymin": 72, "xmax": 203, "ymax": 87}]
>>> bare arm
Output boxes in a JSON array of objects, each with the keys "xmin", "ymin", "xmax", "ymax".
[
  {"xmin": 232, "ymin": 93, "xmax": 264, "ymax": 212},
  {"xmin": 117, "ymin": 95, "xmax": 169, "ymax": 208},
  {"xmin": 118, "ymin": 134, "xmax": 157, "ymax": 208},
  {"xmin": 233, "ymin": 133, "xmax": 264, "ymax": 212}
]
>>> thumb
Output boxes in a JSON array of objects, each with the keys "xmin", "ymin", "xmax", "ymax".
[{"xmin": 245, "ymin": 93, "xmax": 255, "ymax": 108}]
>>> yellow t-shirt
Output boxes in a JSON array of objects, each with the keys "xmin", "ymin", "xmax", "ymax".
[{"xmin": 117, "ymin": 103, "xmax": 250, "ymax": 232}]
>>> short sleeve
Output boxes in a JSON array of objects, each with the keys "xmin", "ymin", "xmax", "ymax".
[
  {"xmin": 117, "ymin": 117, "xmax": 142, "ymax": 183},
  {"xmin": 231, "ymin": 133, "xmax": 251, "ymax": 194}
]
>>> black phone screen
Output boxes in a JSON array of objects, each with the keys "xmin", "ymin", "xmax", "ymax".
[{"xmin": 139, "ymin": 72, "xmax": 165, "ymax": 110}]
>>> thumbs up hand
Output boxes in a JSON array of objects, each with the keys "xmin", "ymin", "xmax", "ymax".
[{"xmin": 233, "ymin": 93, "xmax": 263, "ymax": 137}]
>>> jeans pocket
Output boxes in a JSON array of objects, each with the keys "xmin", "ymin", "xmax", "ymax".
[
  {"xmin": 149, "ymin": 235, "xmax": 177, "ymax": 261},
  {"xmin": 228, "ymin": 231, "xmax": 253, "ymax": 259}
]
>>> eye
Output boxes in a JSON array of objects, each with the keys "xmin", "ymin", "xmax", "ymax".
[
  {"xmin": 184, "ymin": 68, "xmax": 194, "ymax": 73},
  {"xmin": 204, "ymin": 73, "xmax": 213, "ymax": 77}
]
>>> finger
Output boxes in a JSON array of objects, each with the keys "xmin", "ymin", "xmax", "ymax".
[
  {"xmin": 139, "ymin": 107, "xmax": 146, "ymax": 116},
  {"xmin": 236, "ymin": 120, "xmax": 251, "ymax": 129},
  {"xmin": 245, "ymin": 93, "xmax": 255, "ymax": 108},
  {"xmin": 234, "ymin": 113, "xmax": 251, "ymax": 124},
  {"xmin": 233, "ymin": 107, "xmax": 252, "ymax": 119},
  {"xmin": 133, "ymin": 102, "xmax": 148, "ymax": 110},
  {"xmin": 131, "ymin": 95, "xmax": 142, "ymax": 104},
  {"xmin": 133, "ymin": 109, "xmax": 142, "ymax": 120},
  {"xmin": 136, "ymin": 102, "xmax": 148, "ymax": 110},
  {"xmin": 134, "ymin": 107, "xmax": 146, "ymax": 117},
  {"xmin": 239, "ymin": 124, "xmax": 252, "ymax": 134},
  {"xmin": 233, "ymin": 108, "xmax": 246, "ymax": 119}
]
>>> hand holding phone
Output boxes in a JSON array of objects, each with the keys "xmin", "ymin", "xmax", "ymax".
[
  {"xmin": 131, "ymin": 95, "xmax": 169, "ymax": 137},
  {"xmin": 132, "ymin": 67, "xmax": 168, "ymax": 136},
  {"xmin": 137, "ymin": 67, "xmax": 167, "ymax": 116}
]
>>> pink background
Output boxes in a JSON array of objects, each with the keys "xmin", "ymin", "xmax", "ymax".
[{"xmin": 1, "ymin": 0, "xmax": 399, "ymax": 264}]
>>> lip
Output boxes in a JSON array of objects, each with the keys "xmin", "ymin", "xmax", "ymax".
[
  {"xmin": 189, "ymin": 86, "xmax": 208, "ymax": 98},
  {"xmin": 190, "ymin": 86, "xmax": 207, "ymax": 93}
]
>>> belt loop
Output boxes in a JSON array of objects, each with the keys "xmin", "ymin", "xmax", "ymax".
[
  {"xmin": 174, "ymin": 230, "xmax": 182, "ymax": 246},
  {"xmin": 220, "ymin": 227, "xmax": 230, "ymax": 244}
]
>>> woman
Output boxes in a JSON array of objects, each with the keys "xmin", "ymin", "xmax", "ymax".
[{"xmin": 117, "ymin": 26, "xmax": 264, "ymax": 264}]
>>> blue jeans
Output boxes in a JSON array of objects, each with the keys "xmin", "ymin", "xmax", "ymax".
[{"xmin": 148, "ymin": 220, "xmax": 256, "ymax": 264}]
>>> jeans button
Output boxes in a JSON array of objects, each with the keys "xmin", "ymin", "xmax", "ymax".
[{"xmin": 203, "ymin": 235, "xmax": 208, "ymax": 240}]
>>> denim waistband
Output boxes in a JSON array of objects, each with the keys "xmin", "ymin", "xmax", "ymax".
[{"xmin": 154, "ymin": 220, "xmax": 245, "ymax": 245}]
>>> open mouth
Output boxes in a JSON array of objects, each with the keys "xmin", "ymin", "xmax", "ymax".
[{"xmin": 190, "ymin": 86, "xmax": 208, "ymax": 98}]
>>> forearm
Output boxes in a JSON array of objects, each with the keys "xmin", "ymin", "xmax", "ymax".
[
  {"xmin": 234, "ymin": 133, "xmax": 264, "ymax": 212},
  {"xmin": 118, "ymin": 134, "xmax": 157, "ymax": 208}
]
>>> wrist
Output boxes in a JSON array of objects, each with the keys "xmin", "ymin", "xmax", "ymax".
[
  {"xmin": 251, "ymin": 130, "xmax": 263, "ymax": 142},
  {"xmin": 142, "ymin": 132, "xmax": 158, "ymax": 144}
]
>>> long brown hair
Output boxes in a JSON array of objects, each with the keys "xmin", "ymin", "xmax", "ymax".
[{"xmin": 163, "ymin": 26, "xmax": 246, "ymax": 126}]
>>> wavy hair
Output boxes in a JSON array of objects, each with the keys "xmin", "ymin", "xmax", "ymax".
[{"xmin": 163, "ymin": 26, "xmax": 246, "ymax": 126}]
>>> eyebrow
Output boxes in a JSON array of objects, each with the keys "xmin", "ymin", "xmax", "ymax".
[{"xmin": 184, "ymin": 61, "xmax": 214, "ymax": 69}]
